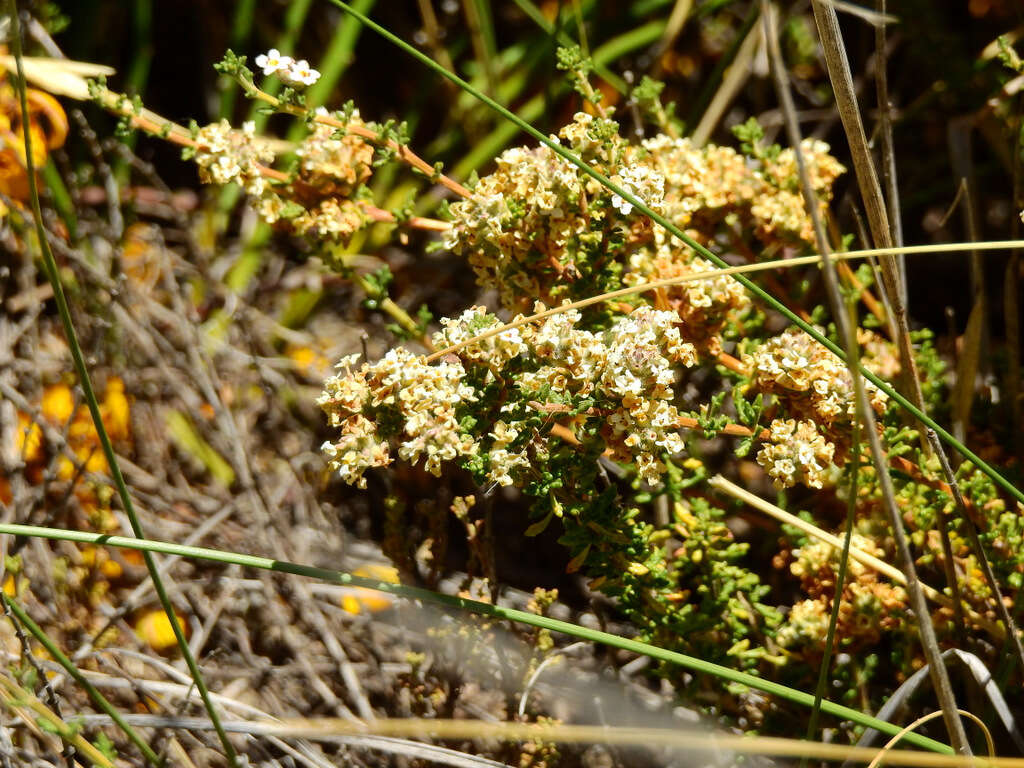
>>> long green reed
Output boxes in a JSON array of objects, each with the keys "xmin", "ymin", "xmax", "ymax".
[
  {"xmin": 0, "ymin": 521, "xmax": 954, "ymax": 756},
  {"xmin": 2, "ymin": 595, "xmax": 163, "ymax": 766},
  {"xmin": 7, "ymin": 7, "xmax": 239, "ymax": 765}
]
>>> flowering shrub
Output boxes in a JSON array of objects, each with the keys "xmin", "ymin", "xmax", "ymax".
[
  {"xmin": 445, "ymin": 112, "xmax": 845, "ymax": 317},
  {"xmin": 90, "ymin": 44, "xmax": 1024, "ymax": 721}
]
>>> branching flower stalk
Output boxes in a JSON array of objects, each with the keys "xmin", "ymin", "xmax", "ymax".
[
  {"xmin": 219, "ymin": 50, "xmax": 472, "ymax": 200},
  {"xmin": 90, "ymin": 81, "xmax": 450, "ymax": 232},
  {"xmin": 88, "ymin": 74, "xmax": 449, "ymax": 347}
]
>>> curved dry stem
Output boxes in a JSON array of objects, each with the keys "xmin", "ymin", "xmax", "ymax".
[
  {"xmin": 425, "ymin": 239, "xmax": 1024, "ymax": 363},
  {"xmin": 866, "ymin": 710, "xmax": 993, "ymax": 768}
]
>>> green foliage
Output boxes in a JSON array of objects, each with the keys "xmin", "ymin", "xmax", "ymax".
[
  {"xmin": 632, "ymin": 75, "xmax": 678, "ymax": 135},
  {"xmin": 556, "ymin": 44, "xmax": 603, "ymax": 109},
  {"xmin": 731, "ymin": 116, "xmax": 781, "ymax": 161},
  {"xmin": 388, "ymin": 304, "xmax": 433, "ymax": 342},
  {"xmin": 214, "ymin": 49, "xmax": 250, "ymax": 79},
  {"xmin": 360, "ymin": 265, "xmax": 393, "ymax": 310},
  {"xmin": 997, "ymin": 36, "xmax": 1024, "ymax": 74},
  {"xmin": 93, "ymin": 732, "xmax": 119, "ymax": 763},
  {"xmin": 910, "ymin": 328, "xmax": 948, "ymax": 418}
]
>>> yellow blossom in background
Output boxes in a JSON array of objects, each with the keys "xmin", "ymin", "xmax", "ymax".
[
  {"xmin": 0, "ymin": 66, "xmax": 68, "ymax": 216},
  {"xmin": 286, "ymin": 343, "xmax": 331, "ymax": 379},
  {"xmin": 53, "ymin": 377, "xmax": 130, "ymax": 479},
  {"xmin": 135, "ymin": 610, "xmax": 188, "ymax": 652},
  {"xmin": 41, "ymin": 383, "xmax": 74, "ymax": 425},
  {"xmin": 79, "ymin": 545, "xmax": 123, "ymax": 580},
  {"xmin": 100, "ymin": 377, "xmax": 130, "ymax": 442},
  {"xmin": 14, "ymin": 412, "xmax": 43, "ymax": 463},
  {"xmin": 10, "ymin": 379, "xmax": 132, "ymax": 540},
  {"xmin": 340, "ymin": 564, "xmax": 400, "ymax": 615}
]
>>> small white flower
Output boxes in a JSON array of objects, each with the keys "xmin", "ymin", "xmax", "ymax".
[
  {"xmin": 286, "ymin": 59, "xmax": 321, "ymax": 87},
  {"xmin": 611, "ymin": 193, "xmax": 633, "ymax": 216},
  {"xmin": 254, "ymin": 48, "xmax": 293, "ymax": 77}
]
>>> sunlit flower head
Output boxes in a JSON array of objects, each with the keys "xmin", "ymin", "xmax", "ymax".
[
  {"xmin": 611, "ymin": 193, "xmax": 633, "ymax": 216},
  {"xmin": 254, "ymin": 48, "xmax": 293, "ymax": 77},
  {"xmin": 286, "ymin": 59, "xmax": 321, "ymax": 87}
]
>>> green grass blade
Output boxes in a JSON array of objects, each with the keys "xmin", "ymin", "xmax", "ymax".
[
  {"xmin": 804, "ymin": 410, "xmax": 860, "ymax": 756},
  {"xmin": 7, "ymin": 9, "xmax": 240, "ymax": 766},
  {"xmin": 3, "ymin": 595, "xmax": 163, "ymax": 766},
  {"xmin": 322, "ymin": 0, "xmax": 1024, "ymax": 508},
  {"xmin": 0, "ymin": 521, "xmax": 954, "ymax": 756}
]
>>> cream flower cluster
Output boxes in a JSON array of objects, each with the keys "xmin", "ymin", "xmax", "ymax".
[
  {"xmin": 626, "ymin": 247, "xmax": 750, "ymax": 357},
  {"xmin": 320, "ymin": 305, "xmax": 699, "ymax": 489},
  {"xmin": 790, "ymin": 532, "xmax": 881, "ymax": 583},
  {"xmin": 192, "ymin": 111, "xmax": 374, "ymax": 242},
  {"xmin": 318, "ymin": 349, "xmax": 479, "ymax": 488},
  {"xmin": 637, "ymin": 134, "xmax": 844, "ymax": 248},
  {"xmin": 763, "ymin": 140, "xmax": 846, "ymax": 196},
  {"xmin": 744, "ymin": 327, "xmax": 887, "ymax": 427},
  {"xmin": 254, "ymin": 49, "xmax": 321, "ymax": 87},
  {"xmin": 752, "ymin": 140, "xmax": 845, "ymax": 243},
  {"xmin": 446, "ymin": 113, "xmax": 846, "ymax": 324},
  {"xmin": 857, "ymin": 328, "xmax": 901, "ymax": 380},
  {"xmin": 194, "ymin": 120, "xmax": 274, "ymax": 196},
  {"xmin": 265, "ymin": 116, "xmax": 374, "ymax": 239},
  {"xmin": 610, "ymin": 163, "xmax": 666, "ymax": 216},
  {"xmin": 446, "ymin": 113, "xmax": 635, "ymax": 312},
  {"xmin": 640, "ymin": 134, "xmax": 760, "ymax": 238},
  {"xmin": 756, "ymin": 418, "xmax": 836, "ymax": 489},
  {"xmin": 295, "ymin": 116, "xmax": 375, "ymax": 192},
  {"xmin": 432, "ymin": 306, "xmax": 527, "ymax": 373},
  {"xmin": 776, "ymin": 599, "xmax": 830, "ymax": 648},
  {"xmin": 597, "ymin": 308, "xmax": 697, "ymax": 479},
  {"xmin": 782, "ymin": 532, "xmax": 908, "ymax": 649},
  {"xmin": 744, "ymin": 328, "xmax": 889, "ymax": 488}
]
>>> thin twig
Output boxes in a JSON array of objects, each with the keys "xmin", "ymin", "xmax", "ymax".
[
  {"xmin": 869, "ymin": 0, "xmax": 967, "ymax": 651},
  {"xmin": 925, "ymin": 427, "xmax": 1024, "ymax": 677},
  {"xmin": 873, "ymin": 0, "xmax": 905, "ymax": 307},
  {"xmin": 781, "ymin": 2, "xmax": 970, "ymax": 754}
]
